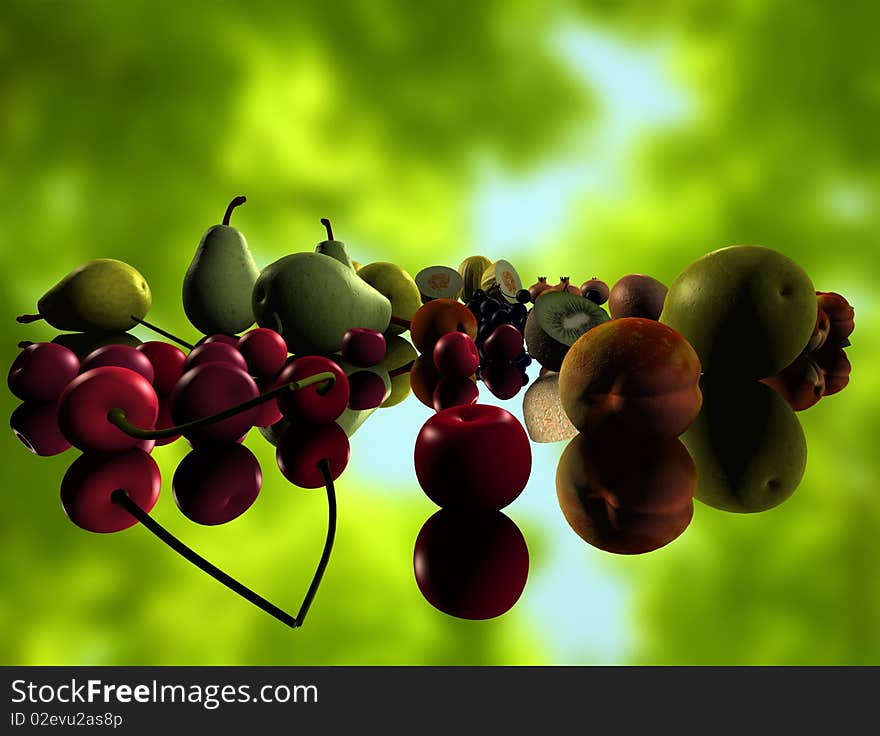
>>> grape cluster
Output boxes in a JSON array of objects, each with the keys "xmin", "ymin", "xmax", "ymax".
[{"xmin": 465, "ymin": 288, "xmax": 532, "ymax": 400}]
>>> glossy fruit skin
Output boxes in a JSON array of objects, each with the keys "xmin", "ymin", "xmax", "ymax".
[
  {"xmin": 252, "ymin": 374, "xmax": 284, "ymax": 428},
  {"xmin": 414, "ymin": 404, "xmax": 531, "ymax": 510},
  {"xmin": 276, "ymin": 355, "xmax": 350, "ymax": 424},
  {"xmin": 410, "ymin": 298, "xmax": 478, "ymax": 354},
  {"xmin": 580, "ymin": 278, "xmax": 610, "ymax": 305},
  {"xmin": 81, "ymin": 344, "xmax": 155, "ymax": 384},
  {"xmin": 761, "ymin": 353, "xmax": 825, "ymax": 411},
  {"xmin": 136, "ymin": 341, "xmax": 186, "ymax": 395},
  {"xmin": 414, "ymin": 508, "xmax": 529, "ymax": 620},
  {"xmin": 173, "ymin": 443, "xmax": 262, "ymax": 525},
  {"xmin": 410, "ymin": 355, "xmax": 443, "ymax": 408},
  {"xmin": 153, "ymin": 395, "xmax": 180, "ymax": 446},
  {"xmin": 276, "ymin": 421, "xmax": 350, "ymax": 489},
  {"xmin": 238, "ymin": 327, "xmax": 288, "ymax": 378},
  {"xmin": 60, "ymin": 449, "xmax": 161, "ymax": 533},
  {"xmin": 482, "ymin": 362, "xmax": 524, "ymax": 400},
  {"xmin": 341, "ymin": 328, "xmax": 386, "ymax": 368},
  {"xmin": 182, "ymin": 341, "xmax": 248, "ymax": 374},
  {"xmin": 608, "ymin": 274, "xmax": 668, "ymax": 320},
  {"xmin": 8, "ymin": 342, "xmax": 80, "ymax": 402},
  {"xmin": 10, "ymin": 401, "xmax": 71, "ymax": 456},
  {"xmin": 198, "ymin": 333, "xmax": 241, "ymax": 348},
  {"xmin": 483, "ymin": 324, "xmax": 523, "ymax": 362},
  {"xmin": 805, "ymin": 308, "xmax": 831, "ymax": 353},
  {"xmin": 58, "ymin": 367, "xmax": 159, "ymax": 452},
  {"xmin": 816, "ymin": 292, "xmax": 855, "ymax": 347},
  {"xmin": 170, "ymin": 362, "xmax": 260, "ymax": 446},
  {"xmin": 813, "ymin": 344, "xmax": 851, "ymax": 395},
  {"xmin": 559, "ymin": 318, "xmax": 702, "ymax": 438},
  {"xmin": 433, "ymin": 331, "xmax": 479, "ymax": 379},
  {"xmin": 347, "ymin": 370, "xmax": 389, "ymax": 410},
  {"xmin": 432, "ymin": 377, "xmax": 479, "ymax": 411}
]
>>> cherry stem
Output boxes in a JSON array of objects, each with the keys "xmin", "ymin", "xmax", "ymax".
[
  {"xmin": 16, "ymin": 314, "xmax": 43, "ymax": 324},
  {"xmin": 108, "ymin": 372, "xmax": 336, "ymax": 440},
  {"xmin": 320, "ymin": 218, "xmax": 334, "ymax": 240},
  {"xmin": 388, "ymin": 360, "xmax": 415, "ymax": 379},
  {"xmin": 389, "ymin": 315, "xmax": 411, "ymax": 329},
  {"xmin": 222, "ymin": 196, "xmax": 247, "ymax": 227},
  {"xmin": 111, "ymin": 460, "xmax": 337, "ymax": 630},
  {"xmin": 129, "ymin": 317, "xmax": 195, "ymax": 350}
]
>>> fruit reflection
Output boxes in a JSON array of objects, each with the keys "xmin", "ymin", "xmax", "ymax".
[
  {"xmin": 682, "ymin": 378, "xmax": 806, "ymax": 513},
  {"xmin": 555, "ymin": 431, "xmax": 696, "ymax": 554},
  {"xmin": 414, "ymin": 508, "xmax": 528, "ymax": 620}
]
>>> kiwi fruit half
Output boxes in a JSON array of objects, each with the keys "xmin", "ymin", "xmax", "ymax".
[
  {"xmin": 524, "ymin": 310, "xmax": 569, "ymax": 372},
  {"xmin": 415, "ymin": 266, "xmax": 463, "ymax": 300},
  {"xmin": 534, "ymin": 291, "xmax": 610, "ymax": 346}
]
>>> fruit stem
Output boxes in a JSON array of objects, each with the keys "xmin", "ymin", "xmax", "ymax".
[
  {"xmin": 130, "ymin": 317, "xmax": 195, "ymax": 350},
  {"xmin": 294, "ymin": 459, "xmax": 337, "ymax": 627},
  {"xmin": 107, "ymin": 371, "xmax": 337, "ymax": 439},
  {"xmin": 16, "ymin": 314, "xmax": 43, "ymax": 324},
  {"xmin": 388, "ymin": 360, "xmax": 415, "ymax": 379},
  {"xmin": 320, "ymin": 218, "xmax": 334, "ymax": 240},
  {"xmin": 222, "ymin": 196, "xmax": 247, "ymax": 227},
  {"xmin": 389, "ymin": 315, "xmax": 411, "ymax": 329},
  {"xmin": 111, "ymin": 488, "xmax": 298, "ymax": 628}
]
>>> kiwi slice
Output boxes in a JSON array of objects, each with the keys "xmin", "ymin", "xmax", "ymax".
[
  {"xmin": 534, "ymin": 291, "xmax": 609, "ymax": 346},
  {"xmin": 415, "ymin": 266, "xmax": 463, "ymax": 300}
]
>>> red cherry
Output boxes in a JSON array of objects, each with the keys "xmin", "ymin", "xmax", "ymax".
[
  {"xmin": 60, "ymin": 449, "xmax": 161, "ymax": 533},
  {"xmin": 197, "ymin": 334, "xmax": 241, "ymax": 348},
  {"xmin": 10, "ymin": 401, "xmax": 71, "ymax": 456},
  {"xmin": 182, "ymin": 342, "xmax": 248, "ymax": 374},
  {"xmin": 137, "ymin": 341, "xmax": 187, "ymax": 395},
  {"xmin": 482, "ymin": 362, "xmax": 524, "ymax": 400},
  {"xmin": 276, "ymin": 421, "xmax": 350, "ymax": 489},
  {"xmin": 238, "ymin": 327, "xmax": 288, "ymax": 379},
  {"xmin": 8, "ymin": 342, "xmax": 80, "ymax": 401},
  {"xmin": 81, "ymin": 345, "xmax": 155, "ymax": 384},
  {"xmin": 170, "ymin": 362, "xmax": 259, "ymax": 446},
  {"xmin": 483, "ymin": 324, "xmax": 523, "ymax": 362},
  {"xmin": 433, "ymin": 332, "xmax": 479, "ymax": 379},
  {"xmin": 57, "ymin": 367, "xmax": 159, "ymax": 452},
  {"xmin": 414, "ymin": 508, "xmax": 529, "ymax": 620},
  {"xmin": 276, "ymin": 355, "xmax": 349, "ymax": 424},
  {"xmin": 341, "ymin": 328, "xmax": 387, "ymax": 367},
  {"xmin": 432, "ymin": 377, "xmax": 479, "ymax": 412},
  {"xmin": 152, "ymin": 395, "xmax": 180, "ymax": 446},
  {"xmin": 348, "ymin": 370, "xmax": 389, "ymax": 410},
  {"xmin": 252, "ymin": 374, "xmax": 284, "ymax": 428},
  {"xmin": 414, "ymin": 404, "xmax": 531, "ymax": 510},
  {"xmin": 173, "ymin": 443, "xmax": 262, "ymax": 525}
]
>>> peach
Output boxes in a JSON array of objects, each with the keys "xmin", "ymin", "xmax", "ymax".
[
  {"xmin": 555, "ymin": 431, "xmax": 696, "ymax": 554},
  {"xmin": 409, "ymin": 298, "xmax": 478, "ymax": 355},
  {"xmin": 558, "ymin": 317, "xmax": 702, "ymax": 437}
]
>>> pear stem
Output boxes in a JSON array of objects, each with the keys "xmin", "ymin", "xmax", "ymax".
[
  {"xmin": 222, "ymin": 196, "xmax": 247, "ymax": 227},
  {"xmin": 130, "ymin": 317, "xmax": 194, "ymax": 350},
  {"xmin": 389, "ymin": 315, "xmax": 411, "ymax": 329},
  {"xmin": 388, "ymin": 360, "xmax": 415, "ymax": 379},
  {"xmin": 16, "ymin": 314, "xmax": 43, "ymax": 324},
  {"xmin": 320, "ymin": 218, "xmax": 334, "ymax": 240},
  {"xmin": 111, "ymin": 460, "xmax": 336, "ymax": 630},
  {"xmin": 107, "ymin": 372, "xmax": 336, "ymax": 439}
]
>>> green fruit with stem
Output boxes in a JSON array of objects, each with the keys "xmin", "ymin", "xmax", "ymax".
[
  {"xmin": 183, "ymin": 196, "xmax": 259, "ymax": 336},
  {"xmin": 17, "ymin": 259, "xmax": 152, "ymax": 332}
]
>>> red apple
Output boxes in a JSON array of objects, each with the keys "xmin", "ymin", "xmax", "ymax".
[{"xmin": 414, "ymin": 404, "xmax": 531, "ymax": 510}]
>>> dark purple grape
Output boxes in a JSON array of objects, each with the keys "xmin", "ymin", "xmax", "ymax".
[
  {"xmin": 521, "ymin": 371, "xmax": 530, "ymax": 386},
  {"xmin": 472, "ymin": 289, "xmax": 488, "ymax": 302},
  {"xmin": 481, "ymin": 299, "xmax": 500, "ymax": 318},
  {"xmin": 8, "ymin": 343, "xmax": 80, "ymax": 402},
  {"xmin": 515, "ymin": 289, "xmax": 531, "ymax": 304},
  {"xmin": 510, "ymin": 303, "xmax": 527, "ymax": 320},
  {"xmin": 173, "ymin": 443, "xmax": 262, "ymax": 525},
  {"xmin": 81, "ymin": 345, "xmax": 155, "ymax": 384},
  {"xmin": 513, "ymin": 353, "xmax": 532, "ymax": 369}
]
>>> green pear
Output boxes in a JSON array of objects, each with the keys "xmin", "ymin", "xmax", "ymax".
[
  {"xmin": 183, "ymin": 196, "xmax": 259, "ymax": 336},
  {"xmin": 252, "ymin": 221, "xmax": 391, "ymax": 355},
  {"xmin": 682, "ymin": 377, "xmax": 807, "ymax": 513},
  {"xmin": 18, "ymin": 259, "xmax": 151, "ymax": 332},
  {"xmin": 315, "ymin": 218, "xmax": 354, "ymax": 268},
  {"xmin": 356, "ymin": 262, "xmax": 421, "ymax": 336}
]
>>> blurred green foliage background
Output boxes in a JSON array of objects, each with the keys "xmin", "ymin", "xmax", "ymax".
[{"xmin": 1, "ymin": 0, "xmax": 877, "ymax": 665}]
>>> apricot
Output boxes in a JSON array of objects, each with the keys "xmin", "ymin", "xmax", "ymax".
[
  {"xmin": 682, "ymin": 378, "xmax": 806, "ymax": 513},
  {"xmin": 558, "ymin": 318, "xmax": 702, "ymax": 438},
  {"xmin": 761, "ymin": 353, "xmax": 825, "ymax": 411},
  {"xmin": 409, "ymin": 298, "xmax": 478, "ymax": 355},
  {"xmin": 555, "ymin": 431, "xmax": 696, "ymax": 554}
]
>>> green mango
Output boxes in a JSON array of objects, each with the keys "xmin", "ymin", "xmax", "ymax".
[{"xmin": 183, "ymin": 196, "xmax": 259, "ymax": 336}]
